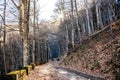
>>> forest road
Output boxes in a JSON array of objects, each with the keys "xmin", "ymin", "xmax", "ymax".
[{"xmin": 25, "ymin": 61, "xmax": 105, "ymax": 80}]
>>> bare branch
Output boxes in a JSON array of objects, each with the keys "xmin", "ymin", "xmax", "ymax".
[
  {"xmin": 11, "ymin": 0, "xmax": 19, "ymax": 10},
  {"xmin": 0, "ymin": 14, "xmax": 4, "ymax": 22},
  {"xmin": 9, "ymin": 10, "xmax": 18, "ymax": 17}
]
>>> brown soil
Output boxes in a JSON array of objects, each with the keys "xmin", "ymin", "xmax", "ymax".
[{"xmin": 61, "ymin": 25, "xmax": 120, "ymax": 80}]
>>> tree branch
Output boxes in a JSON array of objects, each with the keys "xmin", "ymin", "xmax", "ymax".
[
  {"xmin": 11, "ymin": 0, "xmax": 19, "ymax": 10},
  {"xmin": 0, "ymin": 14, "xmax": 4, "ymax": 22},
  {"xmin": 9, "ymin": 10, "xmax": 18, "ymax": 17}
]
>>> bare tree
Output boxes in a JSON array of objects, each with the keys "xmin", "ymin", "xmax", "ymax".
[
  {"xmin": 65, "ymin": 24, "xmax": 68, "ymax": 51},
  {"xmin": 74, "ymin": 0, "xmax": 82, "ymax": 43},
  {"xmin": 19, "ymin": 0, "xmax": 23, "ymax": 36},
  {"xmin": 70, "ymin": 0, "xmax": 75, "ymax": 48},
  {"xmin": 95, "ymin": 0, "xmax": 103, "ymax": 30},
  {"xmin": 3, "ymin": 0, "xmax": 7, "ymax": 74},
  {"xmin": 32, "ymin": 0, "xmax": 36, "ymax": 63},
  {"xmin": 107, "ymin": 0, "xmax": 114, "ymax": 37},
  {"xmin": 22, "ymin": 0, "xmax": 30, "ymax": 66},
  {"xmin": 84, "ymin": 0, "xmax": 91, "ymax": 35}
]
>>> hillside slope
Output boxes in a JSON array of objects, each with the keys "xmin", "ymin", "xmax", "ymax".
[{"xmin": 61, "ymin": 24, "xmax": 120, "ymax": 80}]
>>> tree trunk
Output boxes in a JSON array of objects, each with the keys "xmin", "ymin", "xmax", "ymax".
[
  {"xmin": 70, "ymin": 0, "xmax": 75, "ymax": 48},
  {"xmin": 65, "ymin": 25, "xmax": 68, "ymax": 51},
  {"xmin": 19, "ymin": 0, "xmax": 23, "ymax": 36},
  {"xmin": 32, "ymin": 0, "xmax": 36, "ymax": 63},
  {"xmin": 84, "ymin": 0, "xmax": 91, "ymax": 35},
  {"xmin": 107, "ymin": 0, "xmax": 113, "ymax": 36},
  {"xmin": 3, "ymin": 0, "xmax": 7, "ymax": 74},
  {"xmin": 96, "ymin": 0, "xmax": 103, "ymax": 30},
  {"xmin": 22, "ymin": 0, "xmax": 30, "ymax": 67},
  {"xmin": 46, "ymin": 42, "xmax": 49, "ymax": 62},
  {"xmin": 48, "ymin": 43, "xmax": 51, "ymax": 60},
  {"xmin": 74, "ymin": 0, "xmax": 82, "ymax": 43}
]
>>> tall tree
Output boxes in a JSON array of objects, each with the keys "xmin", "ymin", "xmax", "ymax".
[
  {"xmin": 3, "ymin": 0, "xmax": 7, "ymax": 74},
  {"xmin": 32, "ymin": 0, "xmax": 36, "ymax": 63},
  {"xmin": 65, "ymin": 24, "xmax": 68, "ymax": 51},
  {"xmin": 95, "ymin": 0, "xmax": 103, "ymax": 30},
  {"xmin": 11, "ymin": 0, "xmax": 30, "ymax": 67},
  {"xmin": 70, "ymin": 0, "xmax": 75, "ymax": 48},
  {"xmin": 74, "ymin": 0, "xmax": 82, "ymax": 43},
  {"xmin": 107, "ymin": 0, "xmax": 114, "ymax": 36},
  {"xmin": 22, "ymin": 0, "xmax": 30, "ymax": 66},
  {"xmin": 19, "ymin": 0, "xmax": 23, "ymax": 36},
  {"xmin": 11, "ymin": 0, "xmax": 23, "ymax": 35},
  {"xmin": 84, "ymin": 0, "xmax": 91, "ymax": 35}
]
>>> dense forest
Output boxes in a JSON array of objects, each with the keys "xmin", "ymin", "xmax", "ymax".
[{"xmin": 0, "ymin": 0, "xmax": 120, "ymax": 80}]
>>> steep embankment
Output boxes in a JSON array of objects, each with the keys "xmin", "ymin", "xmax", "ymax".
[{"xmin": 61, "ymin": 24, "xmax": 120, "ymax": 80}]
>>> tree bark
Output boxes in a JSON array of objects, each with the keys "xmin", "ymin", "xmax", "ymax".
[
  {"xmin": 107, "ymin": 0, "xmax": 113, "ymax": 37},
  {"xmin": 32, "ymin": 0, "xmax": 36, "ymax": 63},
  {"xmin": 3, "ymin": 0, "xmax": 7, "ymax": 74},
  {"xmin": 19, "ymin": 0, "xmax": 23, "ymax": 36},
  {"xmin": 65, "ymin": 25, "xmax": 68, "ymax": 51},
  {"xmin": 74, "ymin": 0, "xmax": 82, "ymax": 43},
  {"xmin": 22, "ymin": 0, "xmax": 30, "ymax": 66},
  {"xmin": 84, "ymin": 0, "xmax": 91, "ymax": 35},
  {"xmin": 70, "ymin": 0, "xmax": 75, "ymax": 48},
  {"xmin": 96, "ymin": 0, "xmax": 103, "ymax": 30}
]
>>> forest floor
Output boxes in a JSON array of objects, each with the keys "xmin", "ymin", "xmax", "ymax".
[
  {"xmin": 25, "ymin": 61, "xmax": 104, "ymax": 80},
  {"xmin": 25, "ymin": 61, "xmax": 67, "ymax": 80},
  {"xmin": 25, "ymin": 22, "xmax": 120, "ymax": 80},
  {"xmin": 60, "ymin": 24, "xmax": 120, "ymax": 80}
]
